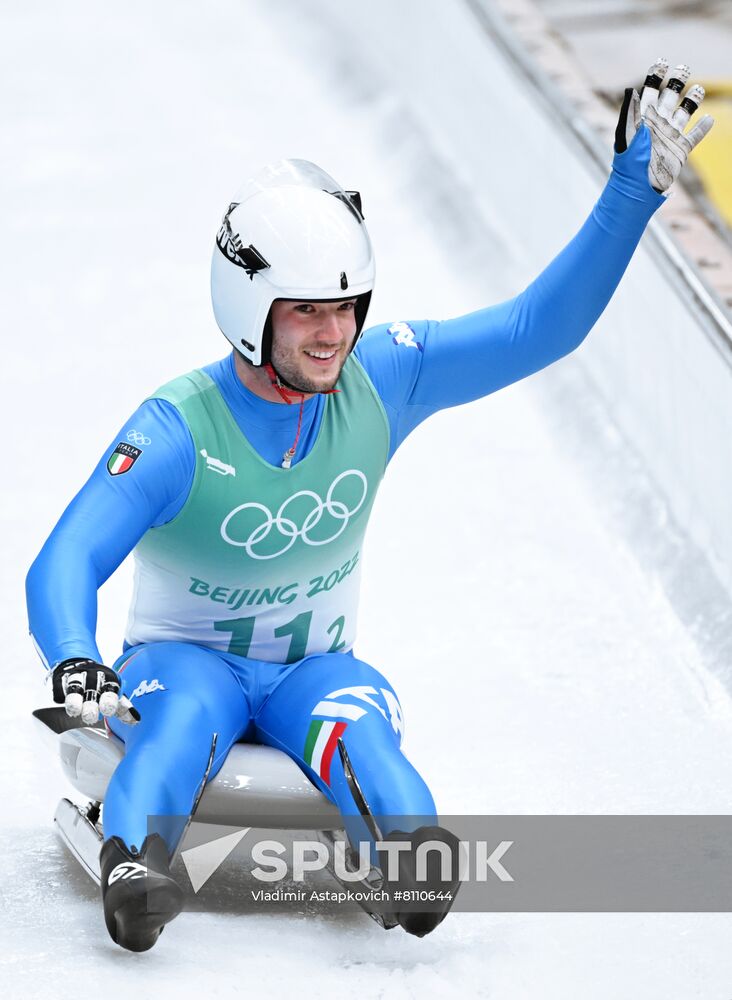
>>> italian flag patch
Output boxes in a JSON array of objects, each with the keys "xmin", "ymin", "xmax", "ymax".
[
  {"xmin": 304, "ymin": 719, "xmax": 347, "ymax": 786},
  {"xmin": 107, "ymin": 442, "xmax": 142, "ymax": 476}
]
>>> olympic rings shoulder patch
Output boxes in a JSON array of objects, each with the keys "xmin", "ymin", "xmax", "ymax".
[{"xmin": 107, "ymin": 442, "xmax": 142, "ymax": 476}]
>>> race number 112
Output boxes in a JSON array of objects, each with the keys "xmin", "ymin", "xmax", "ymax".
[{"xmin": 214, "ymin": 612, "xmax": 346, "ymax": 662}]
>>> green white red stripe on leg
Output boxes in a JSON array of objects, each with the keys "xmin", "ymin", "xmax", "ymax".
[{"xmin": 304, "ymin": 719, "xmax": 347, "ymax": 785}]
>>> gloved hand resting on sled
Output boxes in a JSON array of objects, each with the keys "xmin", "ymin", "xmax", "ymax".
[{"xmin": 51, "ymin": 658, "xmax": 140, "ymax": 726}]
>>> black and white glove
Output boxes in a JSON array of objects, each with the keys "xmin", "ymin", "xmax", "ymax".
[
  {"xmin": 615, "ymin": 58, "xmax": 714, "ymax": 192},
  {"xmin": 51, "ymin": 658, "xmax": 140, "ymax": 726}
]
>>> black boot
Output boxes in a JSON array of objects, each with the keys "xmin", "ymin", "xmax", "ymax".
[
  {"xmin": 378, "ymin": 825, "xmax": 462, "ymax": 937},
  {"xmin": 100, "ymin": 834, "xmax": 185, "ymax": 952}
]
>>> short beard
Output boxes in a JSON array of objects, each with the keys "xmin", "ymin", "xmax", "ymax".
[{"xmin": 269, "ymin": 339, "xmax": 347, "ymax": 394}]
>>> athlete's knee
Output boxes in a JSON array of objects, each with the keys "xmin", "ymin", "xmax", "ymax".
[
  {"xmin": 365, "ymin": 753, "xmax": 435, "ymax": 819},
  {"xmin": 114, "ymin": 717, "xmax": 205, "ymax": 777},
  {"xmin": 335, "ymin": 732, "xmax": 436, "ymax": 821}
]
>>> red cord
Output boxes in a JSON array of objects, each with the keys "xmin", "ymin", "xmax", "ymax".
[
  {"xmin": 265, "ymin": 363, "xmax": 300, "ymax": 404},
  {"xmin": 264, "ymin": 363, "xmax": 340, "ymax": 468},
  {"xmin": 282, "ymin": 394, "xmax": 306, "ymax": 467}
]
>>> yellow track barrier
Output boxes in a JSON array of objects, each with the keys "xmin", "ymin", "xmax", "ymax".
[{"xmin": 690, "ymin": 81, "xmax": 732, "ymax": 228}]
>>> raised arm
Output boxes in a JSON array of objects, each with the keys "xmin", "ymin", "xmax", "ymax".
[{"xmin": 357, "ymin": 60, "xmax": 713, "ymax": 457}]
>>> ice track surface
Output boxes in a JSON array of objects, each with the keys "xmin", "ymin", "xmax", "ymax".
[{"xmin": 3, "ymin": 2, "xmax": 732, "ymax": 997}]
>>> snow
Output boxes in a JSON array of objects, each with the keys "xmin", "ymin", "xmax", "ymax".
[{"xmin": 3, "ymin": 1, "xmax": 732, "ymax": 996}]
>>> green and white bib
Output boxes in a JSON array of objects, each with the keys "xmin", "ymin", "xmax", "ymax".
[{"xmin": 125, "ymin": 356, "xmax": 390, "ymax": 663}]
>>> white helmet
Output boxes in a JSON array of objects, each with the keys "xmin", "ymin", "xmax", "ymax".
[{"xmin": 211, "ymin": 159, "xmax": 375, "ymax": 368}]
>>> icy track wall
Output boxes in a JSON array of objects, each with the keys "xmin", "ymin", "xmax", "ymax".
[{"xmin": 312, "ymin": 0, "xmax": 732, "ymax": 599}]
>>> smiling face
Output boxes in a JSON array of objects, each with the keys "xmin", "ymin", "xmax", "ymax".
[{"xmin": 269, "ymin": 298, "xmax": 359, "ymax": 394}]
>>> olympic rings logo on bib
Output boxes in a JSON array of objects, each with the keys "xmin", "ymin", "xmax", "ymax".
[
  {"xmin": 126, "ymin": 429, "xmax": 152, "ymax": 447},
  {"xmin": 220, "ymin": 470, "xmax": 368, "ymax": 560}
]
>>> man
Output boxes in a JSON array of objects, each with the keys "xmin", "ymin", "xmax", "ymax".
[{"xmin": 26, "ymin": 61, "xmax": 712, "ymax": 951}]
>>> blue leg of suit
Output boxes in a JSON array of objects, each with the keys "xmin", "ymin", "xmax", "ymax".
[
  {"xmin": 105, "ymin": 644, "xmax": 436, "ymax": 854},
  {"xmin": 105, "ymin": 642, "xmax": 254, "ymax": 851},
  {"xmin": 255, "ymin": 651, "xmax": 436, "ymax": 836}
]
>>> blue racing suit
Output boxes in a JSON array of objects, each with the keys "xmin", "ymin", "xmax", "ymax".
[{"xmin": 26, "ymin": 129, "xmax": 664, "ymax": 852}]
